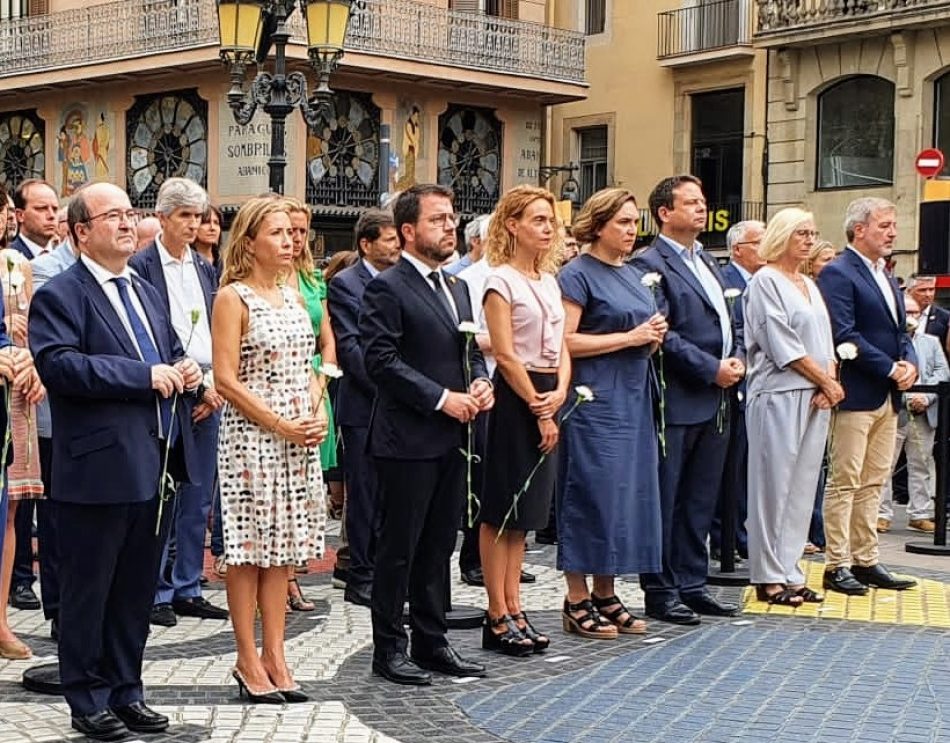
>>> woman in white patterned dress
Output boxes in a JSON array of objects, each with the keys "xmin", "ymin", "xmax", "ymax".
[{"xmin": 213, "ymin": 197, "xmax": 328, "ymax": 704}]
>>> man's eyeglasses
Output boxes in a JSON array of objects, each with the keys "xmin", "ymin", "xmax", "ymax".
[
  {"xmin": 85, "ymin": 209, "xmax": 138, "ymax": 225},
  {"xmin": 425, "ymin": 213, "xmax": 459, "ymax": 228}
]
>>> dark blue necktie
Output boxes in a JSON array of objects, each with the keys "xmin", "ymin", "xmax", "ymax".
[{"xmin": 113, "ymin": 277, "xmax": 174, "ymax": 440}]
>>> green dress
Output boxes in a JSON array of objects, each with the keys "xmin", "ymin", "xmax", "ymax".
[{"xmin": 298, "ymin": 269, "xmax": 338, "ymax": 470}]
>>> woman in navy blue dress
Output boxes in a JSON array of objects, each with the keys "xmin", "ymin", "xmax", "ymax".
[{"xmin": 557, "ymin": 188, "xmax": 666, "ymax": 640}]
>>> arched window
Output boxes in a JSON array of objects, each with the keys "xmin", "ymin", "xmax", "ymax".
[
  {"xmin": 934, "ymin": 72, "xmax": 950, "ymax": 176},
  {"xmin": 817, "ymin": 76, "xmax": 894, "ymax": 189}
]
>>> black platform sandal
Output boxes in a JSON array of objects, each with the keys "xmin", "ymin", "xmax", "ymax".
[
  {"xmin": 590, "ymin": 593, "xmax": 647, "ymax": 635},
  {"xmin": 561, "ymin": 598, "xmax": 617, "ymax": 640},
  {"xmin": 482, "ymin": 613, "xmax": 534, "ymax": 657},
  {"xmin": 513, "ymin": 611, "xmax": 549, "ymax": 653}
]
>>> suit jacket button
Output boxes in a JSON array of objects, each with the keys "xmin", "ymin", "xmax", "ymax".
[{"xmin": 149, "ymin": 430, "xmax": 158, "ymax": 438}]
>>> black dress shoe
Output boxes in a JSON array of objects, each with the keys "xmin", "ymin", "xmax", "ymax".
[
  {"xmin": 682, "ymin": 592, "xmax": 740, "ymax": 617},
  {"xmin": 111, "ymin": 701, "xmax": 169, "ymax": 733},
  {"xmin": 822, "ymin": 567, "xmax": 869, "ymax": 595},
  {"xmin": 9, "ymin": 584, "xmax": 40, "ymax": 610},
  {"xmin": 520, "ymin": 570, "xmax": 536, "ymax": 584},
  {"xmin": 332, "ymin": 566, "xmax": 348, "ymax": 589},
  {"xmin": 372, "ymin": 653, "xmax": 432, "ymax": 686},
  {"xmin": 644, "ymin": 600, "xmax": 701, "ymax": 626},
  {"xmin": 411, "ymin": 645, "xmax": 487, "ymax": 677},
  {"xmin": 534, "ymin": 529, "xmax": 557, "ymax": 545},
  {"xmin": 71, "ymin": 710, "xmax": 128, "ymax": 741},
  {"xmin": 460, "ymin": 567, "xmax": 484, "ymax": 586},
  {"xmin": 173, "ymin": 596, "xmax": 229, "ymax": 619},
  {"xmin": 851, "ymin": 564, "xmax": 917, "ymax": 591},
  {"xmin": 343, "ymin": 583, "xmax": 372, "ymax": 607},
  {"xmin": 150, "ymin": 603, "xmax": 177, "ymax": 627}
]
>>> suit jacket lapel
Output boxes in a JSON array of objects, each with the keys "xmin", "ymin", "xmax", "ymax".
[
  {"xmin": 848, "ymin": 249, "xmax": 898, "ymax": 328},
  {"xmin": 356, "ymin": 260, "xmax": 373, "ymax": 288},
  {"xmin": 76, "ymin": 262, "xmax": 139, "ymax": 359},
  {"xmin": 655, "ymin": 239, "xmax": 717, "ymax": 312},
  {"xmin": 398, "ymin": 259, "xmax": 458, "ymax": 335},
  {"xmin": 132, "ymin": 275, "xmax": 173, "ymax": 360},
  {"xmin": 194, "ymin": 254, "xmax": 216, "ymax": 321},
  {"xmin": 445, "ymin": 272, "xmax": 472, "ymax": 323}
]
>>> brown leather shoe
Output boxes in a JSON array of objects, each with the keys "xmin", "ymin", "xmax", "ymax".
[
  {"xmin": 876, "ymin": 518, "xmax": 891, "ymax": 534},
  {"xmin": 908, "ymin": 519, "xmax": 936, "ymax": 533}
]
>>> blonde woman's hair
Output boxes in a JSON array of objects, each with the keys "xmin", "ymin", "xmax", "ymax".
[
  {"xmin": 485, "ymin": 185, "xmax": 561, "ymax": 274},
  {"xmin": 571, "ymin": 187, "xmax": 637, "ymax": 246},
  {"xmin": 285, "ymin": 197, "xmax": 316, "ymax": 276},
  {"xmin": 220, "ymin": 196, "xmax": 294, "ymax": 286},
  {"xmin": 802, "ymin": 239, "xmax": 836, "ymax": 278},
  {"xmin": 759, "ymin": 207, "xmax": 815, "ymax": 263}
]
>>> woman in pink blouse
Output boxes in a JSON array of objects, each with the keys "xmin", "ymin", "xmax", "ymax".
[{"xmin": 480, "ymin": 185, "xmax": 571, "ymax": 656}]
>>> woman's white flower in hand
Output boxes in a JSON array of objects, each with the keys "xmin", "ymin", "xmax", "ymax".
[
  {"xmin": 640, "ymin": 272, "xmax": 662, "ymax": 289},
  {"xmin": 836, "ymin": 342, "xmax": 858, "ymax": 361},
  {"xmin": 575, "ymin": 385, "xmax": 595, "ymax": 402},
  {"xmin": 8, "ymin": 269, "xmax": 25, "ymax": 292},
  {"xmin": 458, "ymin": 321, "xmax": 480, "ymax": 335},
  {"xmin": 319, "ymin": 362, "xmax": 344, "ymax": 379}
]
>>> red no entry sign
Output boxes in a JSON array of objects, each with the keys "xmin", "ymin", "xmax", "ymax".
[{"xmin": 916, "ymin": 148, "xmax": 945, "ymax": 178}]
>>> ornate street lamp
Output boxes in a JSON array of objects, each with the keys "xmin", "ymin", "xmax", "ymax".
[{"xmin": 216, "ymin": 0, "xmax": 358, "ymax": 194}]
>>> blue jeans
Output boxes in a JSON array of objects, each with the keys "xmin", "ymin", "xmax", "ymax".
[{"xmin": 808, "ymin": 460, "xmax": 827, "ymax": 548}]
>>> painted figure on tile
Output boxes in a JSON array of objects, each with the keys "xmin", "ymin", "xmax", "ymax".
[
  {"xmin": 59, "ymin": 107, "xmax": 93, "ymax": 197},
  {"xmin": 396, "ymin": 104, "xmax": 421, "ymax": 190},
  {"xmin": 93, "ymin": 113, "xmax": 111, "ymax": 180}
]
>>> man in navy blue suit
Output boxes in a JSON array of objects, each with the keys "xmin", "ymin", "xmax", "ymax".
[
  {"xmin": 129, "ymin": 177, "xmax": 227, "ymax": 627},
  {"xmin": 361, "ymin": 184, "xmax": 493, "ymax": 685},
  {"xmin": 327, "ymin": 208, "xmax": 400, "ymax": 608},
  {"xmin": 710, "ymin": 219, "xmax": 764, "ymax": 564},
  {"xmin": 29, "ymin": 182, "xmax": 201, "ymax": 741},
  {"xmin": 10, "ymin": 179, "xmax": 58, "ymax": 260},
  {"xmin": 633, "ymin": 175, "xmax": 744, "ymax": 625},
  {"xmin": 817, "ymin": 197, "xmax": 918, "ymax": 596}
]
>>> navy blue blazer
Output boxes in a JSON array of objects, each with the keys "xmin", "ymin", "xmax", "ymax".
[
  {"xmin": 359, "ymin": 257, "xmax": 488, "ymax": 460},
  {"xmin": 925, "ymin": 304, "xmax": 950, "ymax": 352},
  {"xmin": 633, "ymin": 238, "xmax": 741, "ymax": 426},
  {"xmin": 816, "ymin": 248, "xmax": 917, "ymax": 412},
  {"xmin": 328, "ymin": 260, "xmax": 376, "ymax": 428},
  {"xmin": 28, "ymin": 260, "xmax": 197, "ymax": 505},
  {"xmin": 721, "ymin": 262, "xmax": 747, "ymax": 292},
  {"xmin": 128, "ymin": 241, "xmax": 217, "ymax": 325},
  {"xmin": 9, "ymin": 235, "xmax": 36, "ymax": 261}
]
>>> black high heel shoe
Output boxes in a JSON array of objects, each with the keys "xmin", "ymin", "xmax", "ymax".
[
  {"xmin": 277, "ymin": 685, "xmax": 309, "ymax": 703},
  {"xmin": 513, "ymin": 611, "xmax": 549, "ymax": 653},
  {"xmin": 481, "ymin": 613, "xmax": 534, "ymax": 657},
  {"xmin": 231, "ymin": 669, "xmax": 285, "ymax": 704}
]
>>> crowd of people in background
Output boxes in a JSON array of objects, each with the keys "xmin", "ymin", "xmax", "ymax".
[{"xmin": 0, "ymin": 168, "xmax": 940, "ymax": 739}]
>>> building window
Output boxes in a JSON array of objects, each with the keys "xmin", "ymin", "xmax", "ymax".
[
  {"xmin": 449, "ymin": 0, "xmax": 517, "ymax": 16},
  {"xmin": 817, "ymin": 76, "xmax": 894, "ymax": 189},
  {"xmin": 934, "ymin": 72, "xmax": 950, "ymax": 177},
  {"xmin": 585, "ymin": 0, "xmax": 606, "ymax": 35},
  {"xmin": 438, "ymin": 105, "xmax": 502, "ymax": 215},
  {"xmin": 0, "ymin": 109, "xmax": 45, "ymax": 191},
  {"xmin": 577, "ymin": 126, "xmax": 608, "ymax": 201}
]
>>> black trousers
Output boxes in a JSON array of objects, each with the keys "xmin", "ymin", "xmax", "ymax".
[
  {"xmin": 12, "ymin": 498, "xmax": 35, "ymax": 587},
  {"xmin": 709, "ymin": 409, "xmax": 749, "ymax": 557},
  {"xmin": 640, "ymin": 416, "xmax": 730, "ymax": 608},
  {"xmin": 341, "ymin": 425, "xmax": 380, "ymax": 590},
  {"xmin": 458, "ymin": 413, "xmax": 488, "ymax": 573},
  {"xmin": 57, "ymin": 496, "xmax": 172, "ymax": 716},
  {"xmin": 371, "ymin": 452, "xmax": 465, "ymax": 658},
  {"xmin": 37, "ymin": 437, "xmax": 59, "ymax": 620}
]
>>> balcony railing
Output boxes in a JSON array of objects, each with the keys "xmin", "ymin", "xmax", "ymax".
[
  {"xmin": 756, "ymin": 0, "xmax": 950, "ymax": 34},
  {"xmin": 0, "ymin": 0, "xmax": 586, "ymax": 84},
  {"xmin": 658, "ymin": 0, "xmax": 755, "ymax": 60}
]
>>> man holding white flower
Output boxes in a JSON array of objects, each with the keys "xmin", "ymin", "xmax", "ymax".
[
  {"xmin": 816, "ymin": 196, "xmax": 918, "ymax": 595},
  {"xmin": 129, "ymin": 177, "xmax": 227, "ymax": 625}
]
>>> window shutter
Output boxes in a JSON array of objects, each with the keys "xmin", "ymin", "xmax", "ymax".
[
  {"xmin": 501, "ymin": 0, "xmax": 518, "ymax": 19},
  {"xmin": 449, "ymin": 0, "xmax": 480, "ymax": 12},
  {"xmin": 28, "ymin": 0, "xmax": 48, "ymax": 15}
]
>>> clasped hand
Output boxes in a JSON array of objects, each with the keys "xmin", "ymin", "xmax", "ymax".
[
  {"xmin": 629, "ymin": 313, "xmax": 668, "ymax": 348},
  {"xmin": 890, "ymin": 360, "xmax": 918, "ymax": 391},
  {"xmin": 812, "ymin": 378, "xmax": 845, "ymax": 410},
  {"xmin": 0, "ymin": 347, "xmax": 45, "ymax": 404},
  {"xmin": 442, "ymin": 379, "xmax": 494, "ymax": 423},
  {"xmin": 278, "ymin": 415, "xmax": 327, "ymax": 448},
  {"xmin": 150, "ymin": 359, "xmax": 201, "ymax": 399},
  {"xmin": 529, "ymin": 387, "xmax": 566, "ymax": 420},
  {"xmin": 715, "ymin": 358, "xmax": 745, "ymax": 388}
]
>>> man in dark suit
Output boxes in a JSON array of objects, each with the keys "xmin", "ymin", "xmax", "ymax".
[
  {"xmin": 633, "ymin": 175, "xmax": 744, "ymax": 626},
  {"xmin": 327, "ymin": 207, "xmax": 400, "ymax": 608},
  {"xmin": 710, "ymin": 219, "xmax": 764, "ymax": 564},
  {"xmin": 8, "ymin": 178, "xmax": 59, "ymax": 613},
  {"xmin": 908, "ymin": 274, "xmax": 949, "ymax": 353},
  {"xmin": 10, "ymin": 178, "xmax": 58, "ymax": 260},
  {"xmin": 29, "ymin": 182, "xmax": 201, "ymax": 741},
  {"xmin": 817, "ymin": 196, "xmax": 918, "ymax": 596},
  {"xmin": 129, "ymin": 177, "xmax": 227, "ymax": 627},
  {"xmin": 360, "ymin": 184, "xmax": 493, "ymax": 685}
]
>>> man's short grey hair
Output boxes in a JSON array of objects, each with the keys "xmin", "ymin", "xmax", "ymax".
[
  {"xmin": 843, "ymin": 197, "xmax": 895, "ymax": 242},
  {"xmin": 464, "ymin": 216, "xmax": 484, "ymax": 248},
  {"xmin": 726, "ymin": 220, "xmax": 765, "ymax": 252},
  {"xmin": 480, "ymin": 213, "xmax": 493, "ymax": 242},
  {"xmin": 154, "ymin": 177, "xmax": 208, "ymax": 216}
]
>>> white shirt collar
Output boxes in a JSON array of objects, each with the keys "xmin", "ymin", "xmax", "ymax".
[
  {"xmin": 80, "ymin": 254, "xmax": 134, "ymax": 286},
  {"xmin": 847, "ymin": 245, "xmax": 886, "ymax": 273},
  {"xmin": 361, "ymin": 258, "xmax": 380, "ymax": 278},
  {"xmin": 732, "ymin": 262, "xmax": 753, "ymax": 283},
  {"xmin": 156, "ymin": 234, "xmax": 193, "ymax": 266},
  {"xmin": 402, "ymin": 250, "xmax": 443, "ymax": 281},
  {"xmin": 19, "ymin": 233, "xmax": 50, "ymax": 258}
]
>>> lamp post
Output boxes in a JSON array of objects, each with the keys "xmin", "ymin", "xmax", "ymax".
[
  {"xmin": 539, "ymin": 162, "xmax": 582, "ymax": 209},
  {"xmin": 216, "ymin": 0, "xmax": 357, "ymax": 195}
]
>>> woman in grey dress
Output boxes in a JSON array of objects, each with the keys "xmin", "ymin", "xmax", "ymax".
[{"xmin": 744, "ymin": 208, "xmax": 844, "ymax": 606}]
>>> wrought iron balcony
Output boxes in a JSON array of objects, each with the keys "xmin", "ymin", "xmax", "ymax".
[
  {"xmin": 755, "ymin": 0, "xmax": 950, "ymax": 45},
  {"xmin": 657, "ymin": 0, "xmax": 756, "ymax": 64},
  {"xmin": 0, "ymin": 0, "xmax": 586, "ymax": 85}
]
